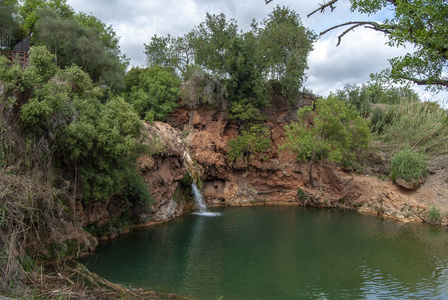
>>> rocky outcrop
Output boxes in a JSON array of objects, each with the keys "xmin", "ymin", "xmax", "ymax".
[
  {"xmin": 163, "ymin": 96, "xmax": 445, "ymax": 225},
  {"xmin": 138, "ymin": 122, "xmax": 194, "ymax": 221}
]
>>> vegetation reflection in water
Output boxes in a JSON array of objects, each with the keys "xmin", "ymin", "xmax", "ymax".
[{"xmin": 80, "ymin": 206, "xmax": 448, "ymax": 299}]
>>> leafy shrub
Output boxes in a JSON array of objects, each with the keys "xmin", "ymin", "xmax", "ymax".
[
  {"xmin": 122, "ymin": 169, "xmax": 153, "ymax": 216},
  {"xmin": 390, "ymin": 147, "xmax": 427, "ymax": 184},
  {"xmin": 227, "ymin": 125, "xmax": 272, "ymax": 164},
  {"xmin": 297, "ymin": 187, "xmax": 307, "ymax": 201},
  {"xmin": 229, "ymin": 100, "xmax": 266, "ymax": 125},
  {"xmin": 283, "ymin": 96, "xmax": 370, "ymax": 165},
  {"xmin": 427, "ymin": 205, "xmax": 441, "ymax": 224},
  {"xmin": 282, "ymin": 95, "xmax": 370, "ymax": 186}
]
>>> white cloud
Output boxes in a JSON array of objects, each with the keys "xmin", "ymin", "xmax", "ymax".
[{"xmin": 305, "ymin": 29, "xmax": 410, "ymax": 95}]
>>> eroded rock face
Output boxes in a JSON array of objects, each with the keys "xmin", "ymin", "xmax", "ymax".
[
  {"xmin": 139, "ymin": 122, "xmax": 192, "ymax": 221},
  {"xmin": 165, "ymin": 95, "xmax": 439, "ymax": 224},
  {"xmin": 170, "ymin": 97, "xmax": 308, "ymax": 206}
]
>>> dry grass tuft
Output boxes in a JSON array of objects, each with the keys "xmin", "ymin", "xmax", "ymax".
[{"xmin": 0, "ymin": 172, "xmax": 56, "ymax": 294}]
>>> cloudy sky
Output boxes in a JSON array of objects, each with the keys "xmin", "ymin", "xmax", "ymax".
[{"xmin": 66, "ymin": 0, "xmax": 445, "ymax": 101}]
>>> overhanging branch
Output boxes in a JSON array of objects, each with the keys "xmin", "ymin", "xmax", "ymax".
[
  {"xmin": 320, "ymin": 21, "xmax": 393, "ymax": 46},
  {"xmin": 407, "ymin": 77, "xmax": 448, "ymax": 87},
  {"xmin": 307, "ymin": 0, "xmax": 339, "ymax": 18}
]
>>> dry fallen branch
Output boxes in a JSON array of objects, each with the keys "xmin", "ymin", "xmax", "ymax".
[{"xmin": 26, "ymin": 261, "xmax": 193, "ymax": 299}]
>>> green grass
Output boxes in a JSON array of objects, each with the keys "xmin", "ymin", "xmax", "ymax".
[{"xmin": 390, "ymin": 147, "xmax": 427, "ymax": 184}]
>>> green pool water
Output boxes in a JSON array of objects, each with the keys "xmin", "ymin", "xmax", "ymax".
[{"xmin": 80, "ymin": 206, "xmax": 448, "ymax": 299}]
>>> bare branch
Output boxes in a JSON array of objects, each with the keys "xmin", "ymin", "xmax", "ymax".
[
  {"xmin": 265, "ymin": 0, "xmax": 274, "ymax": 4},
  {"xmin": 307, "ymin": 0, "xmax": 339, "ymax": 18},
  {"xmin": 319, "ymin": 21, "xmax": 393, "ymax": 46}
]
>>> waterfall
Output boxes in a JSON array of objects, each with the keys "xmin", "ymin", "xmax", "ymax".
[
  {"xmin": 192, "ymin": 182, "xmax": 207, "ymax": 213},
  {"xmin": 191, "ymin": 182, "xmax": 221, "ymax": 217},
  {"xmin": 182, "ymin": 145, "xmax": 220, "ymax": 216}
]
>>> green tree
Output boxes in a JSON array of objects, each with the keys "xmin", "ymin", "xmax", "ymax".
[
  {"xmin": 19, "ymin": 0, "xmax": 74, "ymax": 33},
  {"xmin": 190, "ymin": 13, "xmax": 239, "ymax": 78},
  {"xmin": 144, "ymin": 33, "xmax": 195, "ymax": 77},
  {"xmin": 189, "ymin": 8, "xmax": 314, "ymax": 110},
  {"xmin": 282, "ymin": 96, "xmax": 370, "ymax": 186},
  {"xmin": 75, "ymin": 12, "xmax": 124, "ymax": 58},
  {"xmin": 258, "ymin": 5, "xmax": 316, "ymax": 100},
  {"xmin": 124, "ymin": 65, "xmax": 181, "ymax": 121},
  {"xmin": 0, "ymin": 0, "xmax": 19, "ymax": 36},
  {"xmin": 33, "ymin": 8, "xmax": 126, "ymax": 90},
  {"xmin": 145, "ymin": 34, "xmax": 177, "ymax": 67},
  {"xmin": 295, "ymin": 0, "xmax": 448, "ymax": 90},
  {"xmin": 188, "ymin": 13, "xmax": 270, "ymax": 107}
]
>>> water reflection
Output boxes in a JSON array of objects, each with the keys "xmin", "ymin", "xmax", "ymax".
[
  {"xmin": 182, "ymin": 214, "xmax": 224, "ymax": 296},
  {"xmin": 80, "ymin": 207, "xmax": 448, "ymax": 299}
]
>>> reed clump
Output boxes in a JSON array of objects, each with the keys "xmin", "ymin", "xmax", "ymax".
[
  {"xmin": 0, "ymin": 172, "xmax": 57, "ymax": 294},
  {"xmin": 375, "ymin": 101, "xmax": 448, "ymax": 157}
]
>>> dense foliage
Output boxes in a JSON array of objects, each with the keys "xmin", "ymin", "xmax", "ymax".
[
  {"xmin": 0, "ymin": 0, "xmax": 22, "ymax": 42},
  {"xmin": 0, "ymin": 47, "xmax": 148, "ymax": 204},
  {"xmin": 1, "ymin": 0, "xmax": 128, "ymax": 91},
  {"xmin": 332, "ymin": 83, "xmax": 422, "ymax": 134},
  {"xmin": 377, "ymin": 101, "xmax": 448, "ymax": 156},
  {"xmin": 283, "ymin": 96, "xmax": 370, "ymax": 186},
  {"xmin": 145, "ymin": 6, "xmax": 315, "ymax": 122},
  {"xmin": 123, "ymin": 65, "xmax": 181, "ymax": 122},
  {"xmin": 333, "ymin": 83, "xmax": 419, "ymax": 117},
  {"xmin": 0, "ymin": 45, "xmax": 154, "ymax": 295}
]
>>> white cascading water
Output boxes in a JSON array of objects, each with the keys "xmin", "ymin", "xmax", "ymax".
[
  {"xmin": 191, "ymin": 182, "xmax": 207, "ymax": 213},
  {"xmin": 191, "ymin": 182, "xmax": 221, "ymax": 217}
]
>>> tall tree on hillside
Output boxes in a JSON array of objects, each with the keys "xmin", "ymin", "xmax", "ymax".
[
  {"xmin": 75, "ymin": 12, "xmax": 127, "ymax": 62},
  {"xmin": 190, "ymin": 13, "xmax": 240, "ymax": 78},
  {"xmin": 33, "ymin": 8, "xmax": 127, "ymax": 90},
  {"xmin": 0, "ymin": 0, "xmax": 19, "ymax": 37},
  {"xmin": 19, "ymin": 0, "xmax": 74, "ymax": 33},
  {"xmin": 144, "ymin": 33, "xmax": 195, "ymax": 76},
  {"xmin": 266, "ymin": 0, "xmax": 448, "ymax": 90},
  {"xmin": 258, "ymin": 5, "xmax": 316, "ymax": 99}
]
